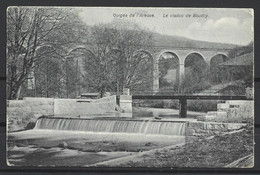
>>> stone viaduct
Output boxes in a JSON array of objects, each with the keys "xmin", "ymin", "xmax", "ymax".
[
  {"xmin": 138, "ymin": 47, "xmax": 231, "ymax": 92},
  {"xmin": 68, "ymin": 46, "xmax": 232, "ymax": 92}
]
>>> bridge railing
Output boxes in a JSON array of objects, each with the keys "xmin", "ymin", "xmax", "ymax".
[{"xmin": 106, "ymin": 87, "xmax": 247, "ymax": 97}]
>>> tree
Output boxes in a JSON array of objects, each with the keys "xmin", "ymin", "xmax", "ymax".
[
  {"xmin": 6, "ymin": 7, "xmax": 84, "ymax": 99},
  {"xmin": 33, "ymin": 45, "xmax": 78, "ymax": 98},
  {"xmin": 228, "ymin": 42, "xmax": 253, "ymax": 58},
  {"xmin": 80, "ymin": 21, "xmax": 154, "ymax": 96},
  {"xmin": 181, "ymin": 54, "xmax": 210, "ymax": 93}
]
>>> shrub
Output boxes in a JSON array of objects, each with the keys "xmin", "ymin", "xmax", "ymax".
[
  {"xmin": 187, "ymin": 100, "xmax": 220, "ymax": 112},
  {"xmin": 133, "ymin": 99, "xmax": 220, "ymax": 112}
]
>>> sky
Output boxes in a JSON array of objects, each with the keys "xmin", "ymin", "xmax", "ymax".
[{"xmin": 76, "ymin": 7, "xmax": 253, "ymax": 46}]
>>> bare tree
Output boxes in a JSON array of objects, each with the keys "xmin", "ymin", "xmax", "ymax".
[
  {"xmin": 80, "ymin": 21, "xmax": 154, "ymax": 96},
  {"xmin": 6, "ymin": 7, "xmax": 81, "ymax": 99}
]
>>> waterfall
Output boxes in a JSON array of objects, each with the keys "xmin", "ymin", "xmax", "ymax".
[{"xmin": 34, "ymin": 117, "xmax": 186, "ymax": 136}]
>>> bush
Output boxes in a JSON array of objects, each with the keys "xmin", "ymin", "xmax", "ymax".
[
  {"xmin": 133, "ymin": 100, "xmax": 179, "ymax": 109},
  {"xmin": 133, "ymin": 99, "xmax": 221, "ymax": 112},
  {"xmin": 187, "ymin": 100, "xmax": 220, "ymax": 112}
]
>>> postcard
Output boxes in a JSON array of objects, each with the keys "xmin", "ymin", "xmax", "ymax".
[{"xmin": 6, "ymin": 7, "xmax": 254, "ymax": 168}]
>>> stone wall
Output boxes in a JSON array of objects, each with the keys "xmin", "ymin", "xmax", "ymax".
[
  {"xmin": 7, "ymin": 97, "xmax": 54, "ymax": 132},
  {"xmin": 185, "ymin": 121, "xmax": 246, "ymax": 143},
  {"xmin": 7, "ymin": 95, "xmax": 118, "ymax": 132},
  {"xmin": 54, "ymin": 95, "xmax": 117, "ymax": 115},
  {"xmin": 197, "ymin": 100, "xmax": 253, "ymax": 123},
  {"xmin": 186, "ymin": 100, "xmax": 253, "ymax": 143}
]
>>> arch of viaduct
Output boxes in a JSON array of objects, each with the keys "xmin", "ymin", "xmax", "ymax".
[
  {"xmin": 67, "ymin": 46, "xmax": 230, "ymax": 92},
  {"xmin": 147, "ymin": 49, "xmax": 230, "ymax": 92}
]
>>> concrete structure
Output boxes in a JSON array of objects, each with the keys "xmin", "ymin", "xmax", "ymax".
[
  {"xmin": 123, "ymin": 88, "xmax": 130, "ymax": 95},
  {"xmin": 80, "ymin": 93, "xmax": 100, "ymax": 99},
  {"xmin": 7, "ymin": 97, "xmax": 54, "ymax": 132},
  {"xmin": 7, "ymin": 96, "xmax": 118, "ymax": 131},
  {"xmin": 197, "ymin": 100, "xmax": 253, "ymax": 123},
  {"xmin": 54, "ymin": 95, "xmax": 117, "ymax": 115},
  {"xmin": 186, "ymin": 100, "xmax": 253, "ymax": 143},
  {"xmin": 119, "ymin": 95, "xmax": 132, "ymax": 113},
  {"xmin": 119, "ymin": 88, "xmax": 133, "ymax": 113}
]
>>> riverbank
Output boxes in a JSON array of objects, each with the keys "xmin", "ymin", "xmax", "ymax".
[
  {"xmin": 7, "ymin": 103, "xmax": 253, "ymax": 167},
  {"xmin": 95, "ymin": 124, "xmax": 253, "ymax": 167}
]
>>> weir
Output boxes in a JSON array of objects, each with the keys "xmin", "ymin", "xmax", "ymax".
[{"xmin": 34, "ymin": 117, "xmax": 186, "ymax": 136}]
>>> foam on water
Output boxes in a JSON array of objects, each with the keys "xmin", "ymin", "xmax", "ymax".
[{"xmin": 34, "ymin": 117, "xmax": 186, "ymax": 136}]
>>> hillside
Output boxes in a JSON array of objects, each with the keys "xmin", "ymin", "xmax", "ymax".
[{"xmin": 152, "ymin": 33, "xmax": 238, "ymax": 49}]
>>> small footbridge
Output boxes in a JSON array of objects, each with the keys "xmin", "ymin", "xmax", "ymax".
[{"xmin": 128, "ymin": 89, "xmax": 252, "ymax": 118}]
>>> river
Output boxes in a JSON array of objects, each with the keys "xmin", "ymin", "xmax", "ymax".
[{"xmin": 7, "ymin": 107, "xmax": 205, "ymax": 166}]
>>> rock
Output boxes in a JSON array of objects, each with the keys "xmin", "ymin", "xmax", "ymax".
[
  {"xmin": 145, "ymin": 142, "xmax": 152, "ymax": 146},
  {"xmin": 115, "ymin": 105, "xmax": 124, "ymax": 112},
  {"xmin": 58, "ymin": 141, "xmax": 68, "ymax": 148},
  {"xmin": 24, "ymin": 122, "xmax": 36, "ymax": 130},
  {"xmin": 103, "ymin": 92, "xmax": 111, "ymax": 97},
  {"xmin": 217, "ymin": 103, "xmax": 230, "ymax": 111},
  {"xmin": 15, "ymin": 140, "xmax": 28, "ymax": 147}
]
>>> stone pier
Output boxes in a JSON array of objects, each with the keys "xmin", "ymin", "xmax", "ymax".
[
  {"xmin": 119, "ymin": 95, "xmax": 132, "ymax": 113},
  {"xmin": 179, "ymin": 98, "xmax": 187, "ymax": 118},
  {"xmin": 119, "ymin": 88, "xmax": 133, "ymax": 113},
  {"xmin": 152, "ymin": 50, "xmax": 229, "ymax": 92}
]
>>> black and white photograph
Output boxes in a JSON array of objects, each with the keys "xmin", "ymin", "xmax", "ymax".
[{"xmin": 6, "ymin": 7, "xmax": 254, "ymax": 168}]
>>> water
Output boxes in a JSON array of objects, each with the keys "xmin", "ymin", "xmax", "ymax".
[
  {"xmin": 34, "ymin": 117, "xmax": 186, "ymax": 136},
  {"xmin": 8, "ymin": 109, "xmax": 190, "ymax": 166},
  {"xmin": 132, "ymin": 107, "xmax": 205, "ymax": 119},
  {"xmin": 8, "ymin": 130, "xmax": 185, "ymax": 166}
]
